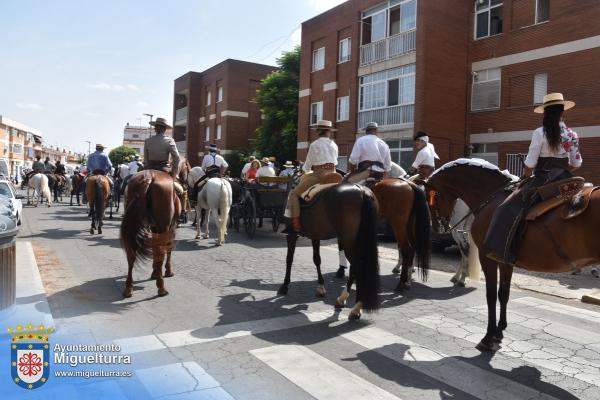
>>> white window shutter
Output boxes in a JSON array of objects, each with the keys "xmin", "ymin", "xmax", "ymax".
[{"xmin": 533, "ymin": 73, "xmax": 547, "ymax": 104}]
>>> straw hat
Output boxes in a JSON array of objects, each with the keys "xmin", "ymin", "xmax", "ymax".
[
  {"xmin": 150, "ymin": 117, "xmax": 172, "ymax": 128},
  {"xmin": 534, "ymin": 93, "xmax": 575, "ymax": 114},
  {"xmin": 283, "ymin": 161, "xmax": 294, "ymax": 168},
  {"xmin": 310, "ymin": 120, "xmax": 337, "ymax": 131},
  {"xmin": 95, "ymin": 144, "xmax": 105, "ymax": 149},
  {"xmin": 365, "ymin": 122, "xmax": 379, "ymax": 131}
]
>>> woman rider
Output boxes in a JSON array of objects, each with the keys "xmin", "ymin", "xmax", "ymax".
[{"xmin": 485, "ymin": 93, "xmax": 582, "ymax": 264}]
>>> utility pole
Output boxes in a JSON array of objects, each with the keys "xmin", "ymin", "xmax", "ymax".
[{"xmin": 85, "ymin": 140, "xmax": 91, "ymax": 155}]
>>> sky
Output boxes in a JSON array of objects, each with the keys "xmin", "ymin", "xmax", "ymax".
[{"xmin": 0, "ymin": 0, "xmax": 346, "ymax": 154}]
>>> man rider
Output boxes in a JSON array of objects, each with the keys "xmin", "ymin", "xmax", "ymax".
[
  {"xmin": 55, "ymin": 160, "xmax": 66, "ymax": 175},
  {"xmin": 409, "ymin": 131, "xmax": 439, "ymax": 181},
  {"xmin": 143, "ymin": 117, "xmax": 186, "ymax": 221},
  {"xmin": 87, "ymin": 144, "xmax": 113, "ymax": 179},
  {"xmin": 346, "ymin": 122, "xmax": 391, "ymax": 184},
  {"xmin": 128, "ymin": 154, "xmax": 143, "ymax": 175},
  {"xmin": 32, "ymin": 156, "xmax": 44, "ymax": 173},
  {"xmin": 44, "ymin": 157, "xmax": 56, "ymax": 173},
  {"xmin": 201, "ymin": 144, "xmax": 228, "ymax": 175}
]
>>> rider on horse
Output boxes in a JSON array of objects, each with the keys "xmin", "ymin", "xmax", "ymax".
[
  {"xmin": 55, "ymin": 160, "xmax": 66, "ymax": 175},
  {"xmin": 201, "ymin": 144, "xmax": 228, "ymax": 178},
  {"xmin": 32, "ymin": 156, "xmax": 44, "ymax": 173},
  {"xmin": 44, "ymin": 157, "xmax": 56, "ymax": 174},
  {"xmin": 287, "ymin": 120, "xmax": 339, "ymax": 233},
  {"xmin": 143, "ymin": 117, "xmax": 185, "ymax": 220},
  {"xmin": 409, "ymin": 131, "xmax": 439, "ymax": 180},
  {"xmin": 128, "ymin": 154, "xmax": 143, "ymax": 174},
  {"xmin": 87, "ymin": 144, "xmax": 113, "ymax": 182},
  {"xmin": 485, "ymin": 93, "xmax": 582, "ymax": 264},
  {"xmin": 346, "ymin": 122, "xmax": 391, "ymax": 185}
]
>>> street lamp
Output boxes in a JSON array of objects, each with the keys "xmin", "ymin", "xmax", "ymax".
[
  {"xmin": 85, "ymin": 140, "xmax": 91, "ymax": 155},
  {"xmin": 143, "ymin": 113, "xmax": 154, "ymax": 126}
]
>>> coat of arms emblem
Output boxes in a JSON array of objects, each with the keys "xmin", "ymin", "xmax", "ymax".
[{"xmin": 8, "ymin": 323, "xmax": 54, "ymax": 390}]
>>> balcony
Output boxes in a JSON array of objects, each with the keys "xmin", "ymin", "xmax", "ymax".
[
  {"xmin": 358, "ymin": 104, "xmax": 414, "ymax": 130},
  {"xmin": 360, "ymin": 29, "xmax": 416, "ymax": 67},
  {"xmin": 175, "ymin": 106, "xmax": 188, "ymax": 126}
]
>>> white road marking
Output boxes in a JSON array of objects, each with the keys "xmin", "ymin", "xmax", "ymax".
[
  {"xmin": 513, "ymin": 297, "xmax": 600, "ymax": 324},
  {"xmin": 250, "ymin": 344, "xmax": 401, "ymax": 400},
  {"xmin": 342, "ymin": 326, "xmax": 562, "ymax": 400},
  {"xmin": 411, "ymin": 314, "xmax": 600, "ymax": 388}
]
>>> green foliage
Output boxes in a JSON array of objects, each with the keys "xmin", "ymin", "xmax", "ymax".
[
  {"xmin": 108, "ymin": 146, "xmax": 138, "ymax": 166},
  {"xmin": 254, "ymin": 46, "xmax": 300, "ymax": 164},
  {"xmin": 224, "ymin": 149, "xmax": 255, "ymax": 178}
]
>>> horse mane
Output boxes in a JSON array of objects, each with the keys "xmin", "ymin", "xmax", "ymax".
[{"xmin": 432, "ymin": 158, "xmax": 519, "ymax": 182}]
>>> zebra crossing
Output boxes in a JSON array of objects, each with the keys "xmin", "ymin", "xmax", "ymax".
[{"xmin": 109, "ymin": 294, "xmax": 600, "ymax": 400}]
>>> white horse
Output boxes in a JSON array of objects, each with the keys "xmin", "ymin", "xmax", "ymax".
[
  {"xmin": 28, "ymin": 173, "xmax": 52, "ymax": 207},
  {"xmin": 187, "ymin": 167, "xmax": 232, "ymax": 246},
  {"xmin": 447, "ymin": 198, "xmax": 480, "ymax": 286}
]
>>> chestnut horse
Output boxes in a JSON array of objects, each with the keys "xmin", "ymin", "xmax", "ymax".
[
  {"xmin": 427, "ymin": 159, "xmax": 600, "ymax": 351},
  {"xmin": 278, "ymin": 183, "xmax": 381, "ymax": 320},
  {"xmin": 86, "ymin": 175, "xmax": 112, "ymax": 234},
  {"xmin": 70, "ymin": 173, "xmax": 84, "ymax": 206},
  {"xmin": 120, "ymin": 170, "xmax": 181, "ymax": 298}
]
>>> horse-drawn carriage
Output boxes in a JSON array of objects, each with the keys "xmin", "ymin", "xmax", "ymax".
[{"xmin": 230, "ymin": 176, "xmax": 292, "ymax": 239}]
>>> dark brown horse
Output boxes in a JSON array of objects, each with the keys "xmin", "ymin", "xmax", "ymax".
[
  {"xmin": 427, "ymin": 160, "xmax": 600, "ymax": 351},
  {"xmin": 86, "ymin": 175, "xmax": 112, "ymax": 234},
  {"xmin": 278, "ymin": 183, "xmax": 381, "ymax": 320},
  {"xmin": 120, "ymin": 170, "xmax": 181, "ymax": 298},
  {"xmin": 70, "ymin": 174, "xmax": 85, "ymax": 206}
]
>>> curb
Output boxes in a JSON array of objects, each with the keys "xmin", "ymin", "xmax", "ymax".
[{"xmin": 581, "ymin": 291, "xmax": 600, "ymax": 306}]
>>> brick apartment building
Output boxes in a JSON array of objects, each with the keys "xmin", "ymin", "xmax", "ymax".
[
  {"xmin": 122, "ymin": 123, "xmax": 172, "ymax": 156},
  {"xmin": 173, "ymin": 59, "xmax": 277, "ymax": 166},
  {"xmin": 298, "ymin": 0, "xmax": 600, "ymax": 182}
]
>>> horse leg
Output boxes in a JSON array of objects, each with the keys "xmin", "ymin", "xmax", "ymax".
[
  {"xmin": 90, "ymin": 204, "xmax": 96, "ymax": 235},
  {"xmin": 335, "ymin": 241, "xmax": 347, "ymax": 279},
  {"xmin": 477, "ymin": 257, "xmax": 499, "ymax": 352},
  {"xmin": 392, "ymin": 241, "xmax": 403, "ymax": 274},
  {"xmin": 278, "ymin": 233, "xmax": 298, "ymax": 295},
  {"xmin": 123, "ymin": 253, "xmax": 135, "ymax": 298},
  {"xmin": 395, "ymin": 240, "xmax": 414, "ymax": 292},
  {"xmin": 495, "ymin": 264, "xmax": 514, "ymax": 342},
  {"xmin": 164, "ymin": 250, "xmax": 174, "ymax": 278},
  {"xmin": 203, "ymin": 209, "xmax": 210, "ymax": 239},
  {"xmin": 98, "ymin": 215, "xmax": 103, "ymax": 234},
  {"xmin": 153, "ymin": 248, "xmax": 168, "ymax": 297},
  {"xmin": 336, "ymin": 274, "xmax": 354, "ymax": 309},
  {"xmin": 312, "ymin": 240, "xmax": 326, "ymax": 298}
]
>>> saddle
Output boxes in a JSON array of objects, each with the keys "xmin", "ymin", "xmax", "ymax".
[
  {"xmin": 526, "ymin": 177, "xmax": 597, "ymax": 221},
  {"xmin": 300, "ymin": 172, "xmax": 343, "ymax": 205}
]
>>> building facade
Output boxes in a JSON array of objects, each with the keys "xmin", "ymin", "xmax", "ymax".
[
  {"xmin": 298, "ymin": 0, "xmax": 600, "ymax": 182},
  {"xmin": 122, "ymin": 124, "xmax": 172, "ymax": 157},
  {"xmin": 173, "ymin": 59, "xmax": 277, "ymax": 166},
  {"xmin": 0, "ymin": 116, "xmax": 43, "ymax": 178}
]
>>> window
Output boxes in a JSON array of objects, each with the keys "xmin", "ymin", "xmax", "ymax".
[
  {"xmin": 362, "ymin": 10, "xmax": 386, "ymax": 45},
  {"xmin": 310, "ymin": 102, "xmax": 323, "ymax": 125},
  {"xmin": 536, "ymin": 0, "xmax": 550, "ymax": 23},
  {"xmin": 533, "ymin": 73, "xmax": 548, "ymax": 104},
  {"xmin": 475, "ymin": 0, "xmax": 503, "ymax": 39},
  {"xmin": 336, "ymin": 96, "xmax": 349, "ymax": 122},
  {"xmin": 339, "ymin": 38, "xmax": 351, "ymax": 63},
  {"xmin": 217, "ymin": 86, "xmax": 223, "ymax": 102},
  {"xmin": 386, "ymin": 139, "xmax": 414, "ymax": 170},
  {"xmin": 471, "ymin": 143, "xmax": 499, "ymax": 165},
  {"xmin": 206, "ymin": 90, "xmax": 211, "ymax": 106},
  {"xmin": 132, "ymin": 134, "xmax": 139, "ymax": 138},
  {"xmin": 205, "ymin": 126, "xmax": 210, "ymax": 141},
  {"xmin": 359, "ymin": 64, "xmax": 416, "ymax": 111},
  {"xmin": 216, "ymin": 124, "xmax": 222, "ymax": 140},
  {"xmin": 389, "ymin": 0, "xmax": 417, "ymax": 36},
  {"xmin": 471, "ymin": 68, "xmax": 501, "ymax": 111},
  {"xmin": 312, "ymin": 47, "xmax": 325, "ymax": 72},
  {"xmin": 12, "ymin": 144, "xmax": 22, "ymax": 153}
]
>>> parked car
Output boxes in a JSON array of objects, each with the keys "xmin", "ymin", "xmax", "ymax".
[{"xmin": 0, "ymin": 179, "xmax": 23, "ymax": 225}]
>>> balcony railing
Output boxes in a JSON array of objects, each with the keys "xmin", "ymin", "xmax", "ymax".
[
  {"xmin": 360, "ymin": 29, "xmax": 416, "ymax": 67},
  {"xmin": 358, "ymin": 104, "xmax": 414, "ymax": 129},
  {"xmin": 174, "ymin": 106, "xmax": 188, "ymax": 126}
]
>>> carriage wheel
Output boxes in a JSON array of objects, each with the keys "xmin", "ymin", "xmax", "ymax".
[{"xmin": 244, "ymin": 197, "xmax": 257, "ymax": 239}]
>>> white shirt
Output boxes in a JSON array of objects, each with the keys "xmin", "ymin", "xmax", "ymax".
[
  {"xmin": 412, "ymin": 146, "xmax": 436, "ymax": 169},
  {"xmin": 279, "ymin": 168, "xmax": 294, "ymax": 177},
  {"xmin": 348, "ymin": 134, "xmax": 392, "ymax": 172},
  {"xmin": 201, "ymin": 153, "xmax": 229, "ymax": 169},
  {"xmin": 241, "ymin": 162, "xmax": 252, "ymax": 177},
  {"xmin": 524, "ymin": 124, "xmax": 582, "ymax": 169},
  {"xmin": 128, "ymin": 161, "xmax": 140, "ymax": 174},
  {"xmin": 256, "ymin": 165, "xmax": 276, "ymax": 178},
  {"xmin": 303, "ymin": 137, "xmax": 338, "ymax": 173}
]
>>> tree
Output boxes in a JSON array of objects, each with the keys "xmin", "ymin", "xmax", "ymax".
[
  {"xmin": 109, "ymin": 146, "xmax": 138, "ymax": 166},
  {"xmin": 254, "ymin": 46, "xmax": 300, "ymax": 164},
  {"xmin": 224, "ymin": 149, "xmax": 255, "ymax": 178}
]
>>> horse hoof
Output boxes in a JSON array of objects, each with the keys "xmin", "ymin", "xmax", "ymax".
[
  {"xmin": 98, "ymin": 229, "xmax": 102, "ymax": 234},
  {"xmin": 150, "ymin": 273, "xmax": 158, "ymax": 280},
  {"xmin": 202, "ymin": 234, "xmax": 209, "ymax": 239},
  {"xmin": 164, "ymin": 271, "xmax": 174, "ymax": 278},
  {"xmin": 215, "ymin": 241, "xmax": 222, "ymax": 247},
  {"xmin": 392, "ymin": 266, "xmax": 401, "ymax": 274},
  {"xmin": 395, "ymin": 281, "xmax": 410, "ymax": 292},
  {"xmin": 348, "ymin": 311, "xmax": 361, "ymax": 321},
  {"xmin": 158, "ymin": 288, "xmax": 169, "ymax": 297},
  {"xmin": 194, "ymin": 235, "xmax": 200, "ymax": 240},
  {"xmin": 89, "ymin": 228, "xmax": 94, "ymax": 235},
  {"xmin": 277, "ymin": 285, "xmax": 288, "ymax": 296},
  {"xmin": 476, "ymin": 339, "xmax": 496, "ymax": 352},
  {"xmin": 454, "ymin": 281, "xmax": 466, "ymax": 288},
  {"xmin": 450, "ymin": 276, "xmax": 457, "ymax": 283},
  {"xmin": 335, "ymin": 267, "xmax": 345, "ymax": 279},
  {"xmin": 123, "ymin": 289, "xmax": 132, "ymax": 298},
  {"xmin": 315, "ymin": 286, "xmax": 326, "ymax": 298},
  {"xmin": 493, "ymin": 332, "xmax": 504, "ymax": 343},
  {"xmin": 335, "ymin": 299, "xmax": 345, "ymax": 309}
]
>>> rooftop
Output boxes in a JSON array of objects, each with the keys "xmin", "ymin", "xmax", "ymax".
[{"xmin": 0, "ymin": 115, "xmax": 42, "ymax": 136}]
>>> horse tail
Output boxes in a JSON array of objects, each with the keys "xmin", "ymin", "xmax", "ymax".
[
  {"xmin": 467, "ymin": 232, "xmax": 481, "ymax": 281},
  {"xmin": 409, "ymin": 185, "xmax": 431, "ymax": 281},
  {"xmin": 120, "ymin": 173, "xmax": 153, "ymax": 264},
  {"xmin": 355, "ymin": 191, "xmax": 380, "ymax": 312},
  {"xmin": 41, "ymin": 175, "xmax": 52, "ymax": 205},
  {"xmin": 94, "ymin": 178, "xmax": 104, "ymax": 221},
  {"xmin": 218, "ymin": 180, "xmax": 231, "ymax": 242}
]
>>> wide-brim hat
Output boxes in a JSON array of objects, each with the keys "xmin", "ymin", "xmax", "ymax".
[
  {"xmin": 310, "ymin": 120, "xmax": 337, "ymax": 131},
  {"xmin": 150, "ymin": 117, "xmax": 172, "ymax": 129},
  {"xmin": 534, "ymin": 93, "xmax": 575, "ymax": 114},
  {"xmin": 95, "ymin": 144, "xmax": 105, "ymax": 149},
  {"xmin": 134, "ymin": 155, "xmax": 140, "ymax": 160},
  {"xmin": 283, "ymin": 161, "xmax": 294, "ymax": 168},
  {"xmin": 206, "ymin": 144, "xmax": 218, "ymax": 152},
  {"xmin": 365, "ymin": 122, "xmax": 379, "ymax": 131}
]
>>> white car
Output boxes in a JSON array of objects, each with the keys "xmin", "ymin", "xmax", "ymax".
[{"xmin": 0, "ymin": 179, "xmax": 23, "ymax": 225}]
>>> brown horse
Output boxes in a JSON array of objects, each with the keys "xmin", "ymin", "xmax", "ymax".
[
  {"xmin": 278, "ymin": 183, "xmax": 381, "ymax": 320},
  {"xmin": 120, "ymin": 170, "xmax": 181, "ymax": 298},
  {"xmin": 426, "ymin": 159, "xmax": 600, "ymax": 351},
  {"xmin": 70, "ymin": 174, "xmax": 85, "ymax": 206},
  {"xmin": 86, "ymin": 175, "xmax": 112, "ymax": 234}
]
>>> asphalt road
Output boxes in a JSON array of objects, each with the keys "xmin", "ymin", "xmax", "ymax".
[{"xmin": 16, "ymin": 199, "xmax": 600, "ymax": 400}]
